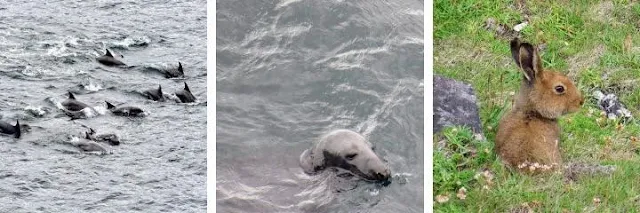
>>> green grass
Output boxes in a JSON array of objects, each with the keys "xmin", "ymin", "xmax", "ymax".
[{"xmin": 434, "ymin": 0, "xmax": 640, "ymax": 212}]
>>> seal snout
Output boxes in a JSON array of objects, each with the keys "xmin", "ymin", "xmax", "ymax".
[
  {"xmin": 367, "ymin": 158, "xmax": 391, "ymax": 181},
  {"xmin": 371, "ymin": 171, "xmax": 389, "ymax": 181},
  {"xmin": 370, "ymin": 167, "xmax": 391, "ymax": 181}
]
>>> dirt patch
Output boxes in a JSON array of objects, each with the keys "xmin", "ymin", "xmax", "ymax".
[
  {"xmin": 484, "ymin": 18, "xmax": 520, "ymax": 40},
  {"xmin": 566, "ymin": 44, "xmax": 606, "ymax": 79},
  {"xmin": 434, "ymin": 39, "xmax": 511, "ymax": 68},
  {"xmin": 563, "ymin": 163, "xmax": 616, "ymax": 183},
  {"xmin": 513, "ymin": 0, "xmax": 532, "ymax": 22},
  {"xmin": 589, "ymin": 1, "xmax": 616, "ymax": 24},
  {"xmin": 630, "ymin": 32, "xmax": 640, "ymax": 54},
  {"xmin": 508, "ymin": 201, "xmax": 542, "ymax": 213}
]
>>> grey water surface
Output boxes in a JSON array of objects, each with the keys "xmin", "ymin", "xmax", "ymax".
[
  {"xmin": 217, "ymin": 0, "xmax": 424, "ymax": 212},
  {"xmin": 0, "ymin": 1, "xmax": 206, "ymax": 212}
]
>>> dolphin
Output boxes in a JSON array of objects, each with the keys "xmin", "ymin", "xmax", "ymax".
[
  {"xmin": 105, "ymin": 101, "xmax": 145, "ymax": 117},
  {"xmin": 85, "ymin": 128, "xmax": 120, "ymax": 146},
  {"xmin": 62, "ymin": 92, "xmax": 90, "ymax": 111},
  {"xmin": 164, "ymin": 62, "xmax": 184, "ymax": 78},
  {"xmin": 0, "ymin": 120, "xmax": 21, "ymax": 138},
  {"xmin": 143, "ymin": 84, "xmax": 165, "ymax": 102},
  {"xmin": 96, "ymin": 49, "xmax": 126, "ymax": 66},
  {"xmin": 175, "ymin": 82, "xmax": 196, "ymax": 103}
]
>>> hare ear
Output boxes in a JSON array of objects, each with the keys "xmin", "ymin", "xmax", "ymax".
[
  {"xmin": 517, "ymin": 43, "xmax": 543, "ymax": 84},
  {"xmin": 510, "ymin": 38, "xmax": 522, "ymax": 68}
]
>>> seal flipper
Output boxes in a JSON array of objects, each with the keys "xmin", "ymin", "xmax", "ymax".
[
  {"xmin": 14, "ymin": 120, "xmax": 20, "ymax": 138},
  {"xmin": 105, "ymin": 101, "xmax": 116, "ymax": 110}
]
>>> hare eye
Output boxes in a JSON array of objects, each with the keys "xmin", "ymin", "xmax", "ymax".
[
  {"xmin": 555, "ymin": 85, "xmax": 565, "ymax": 94},
  {"xmin": 345, "ymin": 153, "xmax": 358, "ymax": 160}
]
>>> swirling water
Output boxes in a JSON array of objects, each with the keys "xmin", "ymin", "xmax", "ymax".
[
  {"xmin": 0, "ymin": 1, "xmax": 207, "ymax": 212},
  {"xmin": 217, "ymin": 0, "xmax": 424, "ymax": 212}
]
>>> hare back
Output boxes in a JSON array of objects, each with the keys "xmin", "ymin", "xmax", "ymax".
[{"xmin": 495, "ymin": 111, "xmax": 562, "ymax": 168}]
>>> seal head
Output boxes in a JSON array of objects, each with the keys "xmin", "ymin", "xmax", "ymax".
[{"xmin": 300, "ymin": 129, "xmax": 391, "ymax": 181}]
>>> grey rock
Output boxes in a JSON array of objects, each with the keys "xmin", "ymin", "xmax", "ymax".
[
  {"xmin": 433, "ymin": 75, "xmax": 484, "ymax": 136},
  {"xmin": 593, "ymin": 90, "xmax": 632, "ymax": 120}
]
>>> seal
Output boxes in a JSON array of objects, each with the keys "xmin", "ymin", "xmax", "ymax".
[
  {"xmin": 299, "ymin": 129, "xmax": 391, "ymax": 181},
  {"xmin": 96, "ymin": 49, "xmax": 126, "ymax": 66},
  {"xmin": 143, "ymin": 84, "xmax": 165, "ymax": 102},
  {"xmin": 175, "ymin": 82, "xmax": 196, "ymax": 103},
  {"xmin": 0, "ymin": 120, "xmax": 21, "ymax": 138},
  {"xmin": 164, "ymin": 62, "xmax": 184, "ymax": 78},
  {"xmin": 62, "ymin": 92, "xmax": 90, "ymax": 111},
  {"xmin": 105, "ymin": 101, "xmax": 145, "ymax": 117},
  {"xmin": 85, "ymin": 128, "xmax": 120, "ymax": 146}
]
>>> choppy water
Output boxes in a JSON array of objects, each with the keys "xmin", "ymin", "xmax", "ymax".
[
  {"xmin": 0, "ymin": 1, "xmax": 207, "ymax": 212},
  {"xmin": 217, "ymin": 0, "xmax": 424, "ymax": 212}
]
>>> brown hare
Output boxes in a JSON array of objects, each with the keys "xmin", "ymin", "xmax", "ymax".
[{"xmin": 495, "ymin": 38, "xmax": 584, "ymax": 172}]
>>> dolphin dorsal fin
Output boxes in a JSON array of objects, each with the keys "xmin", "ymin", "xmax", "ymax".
[
  {"xmin": 158, "ymin": 85, "xmax": 162, "ymax": 93},
  {"xmin": 105, "ymin": 49, "xmax": 113, "ymax": 57},
  {"xmin": 105, "ymin": 101, "xmax": 115, "ymax": 109},
  {"xmin": 184, "ymin": 82, "xmax": 190, "ymax": 92},
  {"xmin": 178, "ymin": 62, "xmax": 183, "ymax": 73},
  {"xmin": 14, "ymin": 120, "xmax": 20, "ymax": 139},
  {"xmin": 68, "ymin": 92, "xmax": 76, "ymax": 100},
  {"xmin": 85, "ymin": 132, "xmax": 91, "ymax": 139}
]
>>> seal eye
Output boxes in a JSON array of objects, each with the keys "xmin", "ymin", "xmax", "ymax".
[
  {"xmin": 555, "ymin": 85, "xmax": 565, "ymax": 94},
  {"xmin": 345, "ymin": 153, "xmax": 358, "ymax": 161}
]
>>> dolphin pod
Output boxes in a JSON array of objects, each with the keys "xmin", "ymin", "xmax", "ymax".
[{"xmin": 1, "ymin": 44, "xmax": 201, "ymax": 156}]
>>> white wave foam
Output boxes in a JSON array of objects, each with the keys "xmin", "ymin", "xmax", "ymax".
[
  {"xmin": 21, "ymin": 65, "xmax": 53, "ymax": 77},
  {"xmin": 113, "ymin": 36, "xmax": 151, "ymax": 48},
  {"xmin": 357, "ymin": 81, "xmax": 409, "ymax": 136},
  {"xmin": 24, "ymin": 106, "xmax": 48, "ymax": 117},
  {"xmin": 83, "ymin": 81, "xmax": 103, "ymax": 92},
  {"xmin": 275, "ymin": 0, "xmax": 302, "ymax": 9}
]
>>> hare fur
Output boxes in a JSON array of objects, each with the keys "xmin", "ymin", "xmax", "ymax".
[{"xmin": 495, "ymin": 38, "xmax": 584, "ymax": 172}]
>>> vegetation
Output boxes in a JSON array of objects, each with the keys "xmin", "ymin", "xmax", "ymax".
[{"xmin": 434, "ymin": 0, "xmax": 640, "ymax": 212}]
